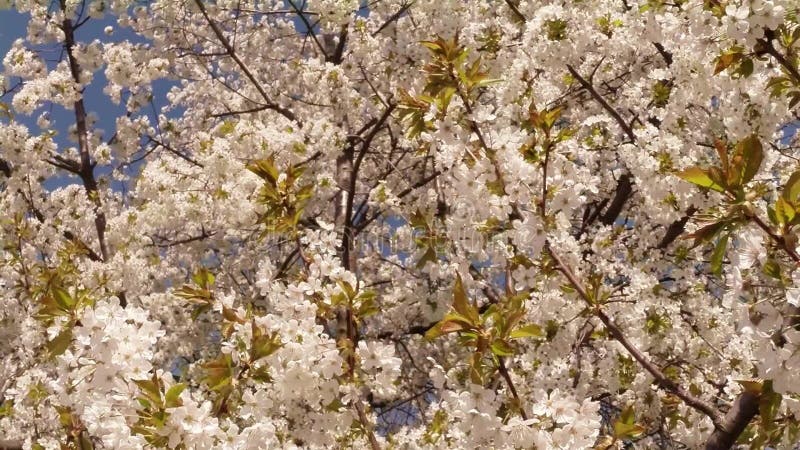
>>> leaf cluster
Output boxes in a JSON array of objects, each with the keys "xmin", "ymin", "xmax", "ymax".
[{"xmin": 425, "ymin": 274, "xmax": 544, "ymax": 384}]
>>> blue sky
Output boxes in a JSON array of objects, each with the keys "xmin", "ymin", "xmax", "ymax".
[{"xmin": 0, "ymin": 7, "xmax": 173, "ymax": 190}]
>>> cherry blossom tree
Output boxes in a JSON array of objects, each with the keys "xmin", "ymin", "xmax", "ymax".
[{"xmin": 1, "ymin": 0, "xmax": 800, "ymax": 449}]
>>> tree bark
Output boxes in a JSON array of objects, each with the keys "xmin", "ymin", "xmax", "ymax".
[{"xmin": 705, "ymin": 390, "xmax": 760, "ymax": 450}]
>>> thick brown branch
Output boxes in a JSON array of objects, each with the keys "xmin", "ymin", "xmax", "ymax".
[
  {"xmin": 704, "ymin": 390, "xmax": 760, "ymax": 450},
  {"xmin": 759, "ymin": 37, "xmax": 800, "ymax": 86},
  {"xmin": 354, "ymin": 401, "xmax": 382, "ymax": 450},
  {"xmin": 600, "ymin": 173, "xmax": 633, "ymax": 225},
  {"xmin": 653, "ymin": 42, "xmax": 673, "ymax": 66},
  {"xmin": 342, "ymin": 105, "xmax": 396, "ymax": 267},
  {"xmin": 566, "ymin": 66, "xmax": 637, "ymax": 228},
  {"xmin": 328, "ymin": 25, "xmax": 349, "ymax": 65},
  {"xmin": 61, "ymin": 2, "xmax": 109, "ymax": 263},
  {"xmin": 657, "ymin": 207, "xmax": 697, "ymax": 249},
  {"xmin": 0, "ymin": 158, "xmax": 11, "ymax": 177}
]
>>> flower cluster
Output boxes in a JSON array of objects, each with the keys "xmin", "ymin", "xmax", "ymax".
[{"xmin": 1, "ymin": 0, "xmax": 799, "ymax": 449}]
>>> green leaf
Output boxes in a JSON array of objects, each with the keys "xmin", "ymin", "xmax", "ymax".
[
  {"xmin": 783, "ymin": 171, "xmax": 800, "ymax": 204},
  {"xmin": 758, "ymin": 380, "xmax": 782, "ymax": 422},
  {"xmin": 0, "ymin": 400, "xmax": 13, "ymax": 418},
  {"xmin": 54, "ymin": 405, "xmax": 73, "ymax": 427},
  {"xmin": 202, "ymin": 354, "xmax": 234, "ymax": 393},
  {"xmin": 416, "ymin": 246, "xmax": 438, "ymax": 269},
  {"xmin": 164, "ymin": 383, "xmax": 186, "ymax": 408},
  {"xmin": 249, "ymin": 366, "xmax": 273, "ymax": 383},
  {"xmin": 357, "ymin": 296, "xmax": 379, "ymax": 319},
  {"xmin": 191, "ymin": 303, "xmax": 212, "ymax": 320},
  {"xmin": 250, "ymin": 326, "xmax": 283, "ymax": 362},
  {"xmin": 559, "ymin": 284, "xmax": 575, "ymax": 294},
  {"xmin": 509, "ymin": 324, "xmax": 545, "ymax": 340},
  {"xmin": 619, "ymin": 404, "xmax": 635, "ymax": 425},
  {"xmin": 47, "ymin": 327, "xmax": 73, "ymax": 358},
  {"xmin": 424, "ymin": 324, "xmax": 447, "ymax": 341},
  {"xmin": 543, "ymin": 106, "xmax": 563, "ymax": 129},
  {"xmin": 614, "ymin": 421, "xmax": 646, "ymax": 440},
  {"xmin": 191, "ymin": 268, "xmax": 215, "ymax": 289},
  {"xmin": 247, "ymin": 157, "xmax": 279, "ymax": 183},
  {"xmin": 676, "ymin": 167, "xmax": 725, "ymax": 192},
  {"xmin": 336, "ymin": 281, "xmax": 357, "ymax": 302},
  {"xmin": 52, "ymin": 287, "xmax": 76, "ymax": 310},
  {"xmin": 685, "ymin": 220, "xmax": 728, "ymax": 248},
  {"xmin": 452, "ymin": 274, "xmax": 479, "ymax": 324},
  {"xmin": 710, "ymin": 233, "xmax": 729, "ymax": 276},
  {"xmin": 613, "ymin": 405, "xmax": 646, "ymax": 439},
  {"xmin": 134, "ymin": 379, "xmax": 163, "ymax": 406},
  {"xmin": 490, "ymin": 339, "xmax": 515, "ymax": 356},
  {"xmin": 734, "ymin": 58, "xmax": 754, "ymax": 78},
  {"xmin": 78, "ymin": 432, "xmax": 94, "ymax": 450},
  {"xmin": 420, "ymin": 40, "xmax": 443, "ymax": 52},
  {"xmin": 473, "ymin": 77, "xmax": 503, "ymax": 88},
  {"xmin": 218, "ymin": 120, "xmax": 236, "ymax": 136},
  {"xmin": 763, "ymin": 258, "xmax": 782, "ymax": 280},
  {"xmin": 775, "ymin": 196, "xmax": 796, "ymax": 226}
]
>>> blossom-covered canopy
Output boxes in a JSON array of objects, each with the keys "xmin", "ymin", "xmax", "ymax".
[{"xmin": 1, "ymin": 0, "xmax": 799, "ymax": 449}]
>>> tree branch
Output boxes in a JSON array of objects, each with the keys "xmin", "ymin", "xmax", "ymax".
[
  {"xmin": 566, "ymin": 64, "xmax": 636, "ymax": 143},
  {"xmin": 704, "ymin": 390, "xmax": 760, "ymax": 450},
  {"xmin": 194, "ymin": 0, "xmax": 297, "ymax": 123},
  {"xmin": 504, "ymin": 0, "xmax": 526, "ymax": 22},
  {"xmin": 600, "ymin": 173, "xmax": 633, "ymax": 225},
  {"xmin": 61, "ymin": 0, "xmax": 109, "ymax": 263},
  {"xmin": 759, "ymin": 37, "xmax": 800, "ymax": 86},
  {"xmin": 657, "ymin": 206, "xmax": 697, "ymax": 249},
  {"xmin": 545, "ymin": 242, "xmax": 725, "ymax": 429}
]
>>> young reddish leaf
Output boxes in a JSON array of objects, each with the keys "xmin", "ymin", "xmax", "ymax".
[
  {"xmin": 714, "ymin": 49, "xmax": 743, "ymax": 75},
  {"xmin": 442, "ymin": 320, "xmax": 467, "ymax": 333},
  {"xmin": 714, "ymin": 139, "xmax": 729, "ymax": 171},
  {"xmin": 424, "ymin": 312, "xmax": 474, "ymax": 340},
  {"xmin": 735, "ymin": 134, "xmax": 763, "ymax": 185}
]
